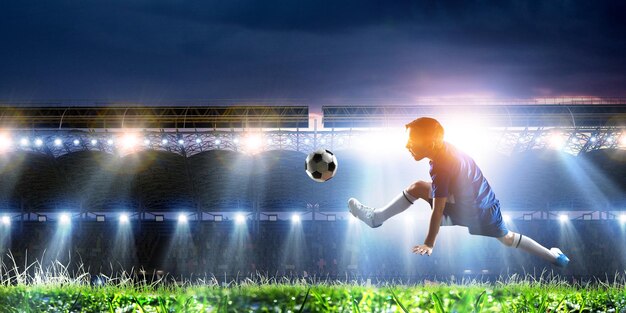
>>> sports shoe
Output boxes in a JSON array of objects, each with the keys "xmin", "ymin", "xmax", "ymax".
[
  {"xmin": 348, "ymin": 198, "xmax": 382, "ymax": 228},
  {"xmin": 550, "ymin": 247, "xmax": 570, "ymax": 268}
]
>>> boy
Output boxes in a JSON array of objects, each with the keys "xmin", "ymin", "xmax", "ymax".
[{"xmin": 348, "ymin": 117, "xmax": 569, "ymax": 268}]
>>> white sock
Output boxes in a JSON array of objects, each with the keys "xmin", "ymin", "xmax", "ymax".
[
  {"xmin": 374, "ymin": 189, "xmax": 416, "ymax": 225},
  {"xmin": 512, "ymin": 233, "xmax": 557, "ymax": 262}
]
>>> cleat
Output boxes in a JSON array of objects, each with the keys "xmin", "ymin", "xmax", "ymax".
[
  {"xmin": 348, "ymin": 198, "xmax": 382, "ymax": 228},
  {"xmin": 550, "ymin": 248, "xmax": 570, "ymax": 268}
]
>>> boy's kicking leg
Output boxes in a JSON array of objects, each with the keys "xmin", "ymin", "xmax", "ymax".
[
  {"xmin": 497, "ymin": 230, "xmax": 570, "ymax": 267},
  {"xmin": 348, "ymin": 180, "xmax": 428, "ymax": 228}
]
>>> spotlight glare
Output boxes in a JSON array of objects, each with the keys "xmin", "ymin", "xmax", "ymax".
[
  {"xmin": 0, "ymin": 133, "xmax": 12, "ymax": 151},
  {"xmin": 291, "ymin": 214, "xmax": 300, "ymax": 223},
  {"xmin": 244, "ymin": 133, "xmax": 263, "ymax": 152},
  {"xmin": 178, "ymin": 213, "xmax": 188, "ymax": 223},
  {"xmin": 59, "ymin": 213, "xmax": 70, "ymax": 225},
  {"xmin": 235, "ymin": 213, "xmax": 245, "ymax": 224},
  {"xmin": 549, "ymin": 133, "xmax": 565, "ymax": 149},
  {"xmin": 119, "ymin": 213, "xmax": 129, "ymax": 223},
  {"xmin": 120, "ymin": 133, "xmax": 138, "ymax": 149},
  {"xmin": 503, "ymin": 214, "xmax": 511, "ymax": 222},
  {"xmin": 559, "ymin": 214, "xmax": 568, "ymax": 222},
  {"xmin": 619, "ymin": 214, "xmax": 626, "ymax": 224},
  {"xmin": 1, "ymin": 216, "xmax": 10, "ymax": 225}
]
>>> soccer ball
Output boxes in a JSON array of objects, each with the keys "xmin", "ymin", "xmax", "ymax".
[{"xmin": 305, "ymin": 149, "xmax": 338, "ymax": 182}]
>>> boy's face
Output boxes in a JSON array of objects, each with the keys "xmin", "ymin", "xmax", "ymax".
[{"xmin": 405, "ymin": 127, "xmax": 431, "ymax": 161}]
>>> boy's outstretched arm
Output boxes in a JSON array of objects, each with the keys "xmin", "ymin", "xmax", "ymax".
[{"xmin": 412, "ymin": 197, "xmax": 447, "ymax": 256}]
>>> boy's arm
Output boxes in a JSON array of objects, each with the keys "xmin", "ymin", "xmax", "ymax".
[{"xmin": 424, "ymin": 197, "xmax": 447, "ymax": 247}]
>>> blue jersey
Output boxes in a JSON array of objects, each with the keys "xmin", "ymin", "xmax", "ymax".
[{"xmin": 429, "ymin": 141, "xmax": 498, "ymax": 221}]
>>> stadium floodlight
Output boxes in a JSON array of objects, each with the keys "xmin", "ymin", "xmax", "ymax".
[
  {"xmin": 119, "ymin": 213, "xmax": 129, "ymax": 224},
  {"xmin": 235, "ymin": 213, "xmax": 245, "ymax": 224},
  {"xmin": 619, "ymin": 214, "xmax": 626, "ymax": 224},
  {"xmin": 91, "ymin": 139, "xmax": 98, "ymax": 146},
  {"xmin": 144, "ymin": 138, "xmax": 151, "ymax": 145},
  {"xmin": 286, "ymin": 139, "xmax": 292, "ymax": 144},
  {"xmin": 304, "ymin": 138, "xmax": 310, "ymax": 144},
  {"xmin": 0, "ymin": 133, "xmax": 13, "ymax": 151},
  {"xmin": 178, "ymin": 139, "xmax": 184, "ymax": 145},
  {"xmin": 550, "ymin": 133, "xmax": 565, "ymax": 149},
  {"xmin": 214, "ymin": 214, "xmax": 223, "ymax": 222},
  {"xmin": 502, "ymin": 213, "xmax": 511, "ymax": 222},
  {"xmin": 178, "ymin": 213, "xmax": 188, "ymax": 223},
  {"xmin": 244, "ymin": 133, "xmax": 263, "ymax": 152},
  {"xmin": 35, "ymin": 138, "xmax": 43, "ymax": 147},
  {"xmin": 291, "ymin": 214, "xmax": 300, "ymax": 223},
  {"xmin": 161, "ymin": 138, "xmax": 168, "ymax": 145},
  {"xmin": 233, "ymin": 138, "xmax": 239, "ymax": 144},
  {"xmin": 215, "ymin": 139, "xmax": 221, "ymax": 145},
  {"xmin": 590, "ymin": 136, "xmax": 597, "ymax": 142},
  {"xmin": 38, "ymin": 215, "xmax": 47, "ymax": 222},
  {"xmin": 54, "ymin": 138, "xmax": 62, "ymax": 146},
  {"xmin": 96, "ymin": 215, "xmax": 105, "ymax": 222},
  {"xmin": 268, "ymin": 214, "xmax": 278, "ymax": 222},
  {"xmin": 155, "ymin": 215, "xmax": 164, "ymax": 222},
  {"xmin": 559, "ymin": 214, "xmax": 568, "ymax": 222},
  {"xmin": 195, "ymin": 138, "xmax": 202, "ymax": 144},
  {"xmin": 1, "ymin": 216, "xmax": 10, "ymax": 226},
  {"xmin": 59, "ymin": 213, "xmax": 71, "ymax": 225},
  {"xmin": 20, "ymin": 138, "xmax": 29, "ymax": 146},
  {"xmin": 73, "ymin": 139, "xmax": 80, "ymax": 146},
  {"xmin": 120, "ymin": 133, "xmax": 138, "ymax": 149}
]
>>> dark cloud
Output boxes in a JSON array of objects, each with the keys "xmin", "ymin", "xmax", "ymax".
[{"xmin": 0, "ymin": 1, "xmax": 625, "ymax": 103}]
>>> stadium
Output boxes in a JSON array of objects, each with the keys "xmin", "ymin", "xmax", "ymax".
[{"xmin": 0, "ymin": 100, "xmax": 624, "ymax": 311}]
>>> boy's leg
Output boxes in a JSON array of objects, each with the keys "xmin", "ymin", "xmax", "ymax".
[
  {"xmin": 348, "ymin": 180, "xmax": 428, "ymax": 228},
  {"xmin": 498, "ymin": 231, "xmax": 569, "ymax": 267}
]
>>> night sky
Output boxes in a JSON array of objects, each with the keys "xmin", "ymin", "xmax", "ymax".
[{"xmin": 1, "ymin": 1, "xmax": 625, "ymax": 105}]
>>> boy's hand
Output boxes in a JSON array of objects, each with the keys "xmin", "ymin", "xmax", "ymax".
[{"xmin": 412, "ymin": 244, "xmax": 433, "ymax": 256}]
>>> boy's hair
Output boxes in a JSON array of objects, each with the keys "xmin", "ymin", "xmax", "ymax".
[{"xmin": 405, "ymin": 117, "xmax": 444, "ymax": 143}]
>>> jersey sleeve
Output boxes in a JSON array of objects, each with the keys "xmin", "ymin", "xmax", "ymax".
[{"xmin": 430, "ymin": 163, "xmax": 451, "ymax": 198}]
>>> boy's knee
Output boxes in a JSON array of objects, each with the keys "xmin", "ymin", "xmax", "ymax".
[
  {"xmin": 406, "ymin": 180, "xmax": 430, "ymax": 199},
  {"xmin": 498, "ymin": 231, "xmax": 516, "ymax": 247}
]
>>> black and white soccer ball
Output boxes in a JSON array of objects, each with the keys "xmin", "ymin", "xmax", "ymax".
[{"xmin": 305, "ymin": 149, "xmax": 338, "ymax": 182}]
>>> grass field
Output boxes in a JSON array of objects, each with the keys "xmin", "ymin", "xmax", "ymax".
[{"xmin": 0, "ymin": 255, "xmax": 625, "ymax": 312}]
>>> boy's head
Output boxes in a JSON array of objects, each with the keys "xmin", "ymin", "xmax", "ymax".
[{"xmin": 405, "ymin": 117, "xmax": 444, "ymax": 161}]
